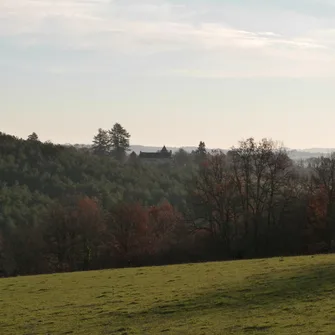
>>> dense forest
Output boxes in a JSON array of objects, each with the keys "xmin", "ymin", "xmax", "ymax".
[{"xmin": 0, "ymin": 124, "xmax": 334, "ymax": 277}]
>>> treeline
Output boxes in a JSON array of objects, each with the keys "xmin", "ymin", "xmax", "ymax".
[{"xmin": 0, "ymin": 127, "xmax": 334, "ymax": 277}]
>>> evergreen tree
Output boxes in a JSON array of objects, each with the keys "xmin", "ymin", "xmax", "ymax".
[
  {"xmin": 27, "ymin": 132, "xmax": 39, "ymax": 141},
  {"xmin": 194, "ymin": 141, "xmax": 207, "ymax": 163},
  {"xmin": 92, "ymin": 128, "xmax": 110, "ymax": 155},
  {"xmin": 196, "ymin": 141, "xmax": 206, "ymax": 154},
  {"xmin": 108, "ymin": 123, "xmax": 130, "ymax": 161}
]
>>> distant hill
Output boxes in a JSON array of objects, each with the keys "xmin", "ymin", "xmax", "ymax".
[
  {"xmin": 300, "ymin": 148, "xmax": 335, "ymax": 153},
  {"xmin": 70, "ymin": 144, "xmax": 333, "ymax": 160},
  {"xmin": 71, "ymin": 144, "xmax": 202, "ymax": 154},
  {"xmin": 287, "ymin": 150, "xmax": 330, "ymax": 160},
  {"xmin": 129, "ymin": 145, "xmax": 199, "ymax": 154}
]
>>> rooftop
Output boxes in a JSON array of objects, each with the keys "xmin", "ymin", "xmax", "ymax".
[{"xmin": 139, "ymin": 146, "xmax": 172, "ymax": 159}]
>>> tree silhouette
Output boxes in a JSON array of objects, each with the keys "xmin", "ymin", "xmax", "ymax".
[
  {"xmin": 92, "ymin": 128, "xmax": 110, "ymax": 155},
  {"xmin": 27, "ymin": 132, "xmax": 39, "ymax": 141},
  {"xmin": 108, "ymin": 123, "xmax": 131, "ymax": 161}
]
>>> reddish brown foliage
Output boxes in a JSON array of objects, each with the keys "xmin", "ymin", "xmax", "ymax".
[
  {"xmin": 108, "ymin": 201, "xmax": 185, "ymax": 262},
  {"xmin": 44, "ymin": 196, "xmax": 105, "ymax": 272},
  {"xmin": 149, "ymin": 201, "xmax": 180, "ymax": 235},
  {"xmin": 309, "ymin": 185, "xmax": 328, "ymax": 220},
  {"xmin": 108, "ymin": 203, "xmax": 150, "ymax": 258},
  {"xmin": 148, "ymin": 201, "xmax": 184, "ymax": 253}
]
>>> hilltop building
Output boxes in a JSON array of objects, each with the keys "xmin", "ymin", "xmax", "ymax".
[{"xmin": 133, "ymin": 145, "xmax": 173, "ymax": 164}]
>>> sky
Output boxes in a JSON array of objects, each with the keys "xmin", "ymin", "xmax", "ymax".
[{"xmin": 1, "ymin": 0, "xmax": 335, "ymax": 149}]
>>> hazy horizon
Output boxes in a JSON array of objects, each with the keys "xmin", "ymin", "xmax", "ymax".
[{"xmin": 2, "ymin": 0, "xmax": 335, "ymax": 149}]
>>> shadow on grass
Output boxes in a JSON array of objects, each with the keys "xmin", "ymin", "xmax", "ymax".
[
  {"xmin": 145, "ymin": 262, "xmax": 335, "ymax": 316},
  {"xmin": 95, "ymin": 261, "xmax": 335, "ymax": 328}
]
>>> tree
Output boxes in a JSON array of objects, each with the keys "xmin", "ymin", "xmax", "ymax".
[
  {"xmin": 229, "ymin": 138, "xmax": 292, "ymax": 254},
  {"xmin": 92, "ymin": 128, "xmax": 110, "ymax": 155},
  {"xmin": 174, "ymin": 149, "xmax": 192, "ymax": 167},
  {"xmin": 74, "ymin": 196, "xmax": 105, "ymax": 270},
  {"xmin": 148, "ymin": 201, "xmax": 184, "ymax": 247},
  {"xmin": 27, "ymin": 132, "xmax": 39, "ymax": 141},
  {"xmin": 43, "ymin": 196, "xmax": 104, "ymax": 272},
  {"xmin": 8, "ymin": 226, "xmax": 47, "ymax": 275},
  {"xmin": 197, "ymin": 141, "xmax": 206, "ymax": 153},
  {"xmin": 194, "ymin": 141, "xmax": 207, "ymax": 164},
  {"xmin": 106, "ymin": 203, "xmax": 149, "ymax": 264},
  {"xmin": 128, "ymin": 151, "xmax": 138, "ymax": 165},
  {"xmin": 108, "ymin": 123, "xmax": 131, "ymax": 161},
  {"xmin": 308, "ymin": 154, "xmax": 335, "ymax": 249},
  {"xmin": 192, "ymin": 150, "xmax": 238, "ymax": 255}
]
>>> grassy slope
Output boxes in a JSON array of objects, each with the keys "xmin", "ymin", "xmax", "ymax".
[{"xmin": 1, "ymin": 255, "xmax": 335, "ymax": 335}]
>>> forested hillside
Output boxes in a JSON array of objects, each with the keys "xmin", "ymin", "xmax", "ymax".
[{"xmin": 0, "ymin": 125, "xmax": 334, "ymax": 277}]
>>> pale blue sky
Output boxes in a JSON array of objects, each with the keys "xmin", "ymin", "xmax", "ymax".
[{"xmin": 1, "ymin": 0, "xmax": 335, "ymax": 148}]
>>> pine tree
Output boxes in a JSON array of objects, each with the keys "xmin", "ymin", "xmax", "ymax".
[
  {"xmin": 196, "ymin": 141, "xmax": 206, "ymax": 154},
  {"xmin": 194, "ymin": 141, "xmax": 207, "ymax": 163},
  {"xmin": 108, "ymin": 123, "xmax": 130, "ymax": 161},
  {"xmin": 92, "ymin": 128, "xmax": 110, "ymax": 155},
  {"xmin": 27, "ymin": 132, "xmax": 39, "ymax": 141}
]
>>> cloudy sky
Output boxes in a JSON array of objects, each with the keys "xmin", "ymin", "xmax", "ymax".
[{"xmin": 1, "ymin": 0, "xmax": 335, "ymax": 148}]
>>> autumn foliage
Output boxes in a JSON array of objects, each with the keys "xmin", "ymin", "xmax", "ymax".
[
  {"xmin": 2, "ymin": 133, "xmax": 335, "ymax": 277},
  {"xmin": 309, "ymin": 185, "xmax": 328, "ymax": 220},
  {"xmin": 106, "ymin": 201, "xmax": 185, "ymax": 266}
]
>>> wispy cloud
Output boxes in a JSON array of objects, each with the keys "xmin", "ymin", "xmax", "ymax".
[
  {"xmin": 1, "ymin": 0, "xmax": 335, "ymax": 77},
  {"xmin": 0, "ymin": 0, "xmax": 330, "ymax": 50}
]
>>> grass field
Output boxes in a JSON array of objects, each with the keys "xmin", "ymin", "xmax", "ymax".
[{"xmin": 1, "ymin": 255, "xmax": 335, "ymax": 334}]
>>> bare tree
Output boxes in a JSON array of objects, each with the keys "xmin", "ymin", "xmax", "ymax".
[
  {"xmin": 308, "ymin": 153, "xmax": 335, "ymax": 249},
  {"xmin": 192, "ymin": 150, "xmax": 239, "ymax": 254},
  {"xmin": 229, "ymin": 138, "xmax": 293, "ymax": 253}
]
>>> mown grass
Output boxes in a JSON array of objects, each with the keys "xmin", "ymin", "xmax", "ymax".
[{"xmin": 1, "ymin": 255, "xmax": 335, "ymax": 334}]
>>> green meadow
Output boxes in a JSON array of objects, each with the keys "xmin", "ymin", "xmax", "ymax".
[{"xmin": 1, "ymin": 255, "xmax": 335, "ymax": 334}]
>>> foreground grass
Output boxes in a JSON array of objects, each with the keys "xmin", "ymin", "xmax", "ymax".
[{"xmin": 1, "ymin": 255, "xmax": 335, "ymax": 334}]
